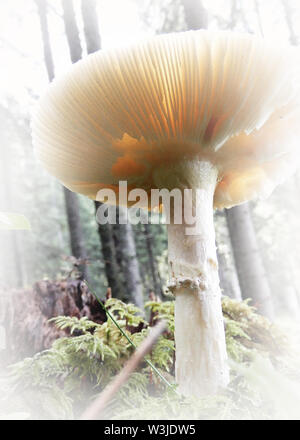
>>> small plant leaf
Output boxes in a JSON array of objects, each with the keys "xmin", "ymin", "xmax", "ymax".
[{"xmin": 0, "ymin": 212, "xmax": 30, "ymax": 230}]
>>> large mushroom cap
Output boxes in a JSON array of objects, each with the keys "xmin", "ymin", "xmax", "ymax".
[{"xmin": 32, "ymin": 30, "xmax": 300, "ymax": 208}]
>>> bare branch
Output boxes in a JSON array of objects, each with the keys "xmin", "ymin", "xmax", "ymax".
[{"xmin": 80, "ymin": 320, "xmax": 167, "ymax": 420}]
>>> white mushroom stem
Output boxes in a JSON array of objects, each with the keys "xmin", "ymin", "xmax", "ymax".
[{"xmin": 155, "ymin": 160, "xmax": 229, "ymax": 396}]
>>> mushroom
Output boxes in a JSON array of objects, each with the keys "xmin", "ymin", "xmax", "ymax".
[{"xmin": 32, "ymin": 30, "xmax": 300, "ymax": 396}]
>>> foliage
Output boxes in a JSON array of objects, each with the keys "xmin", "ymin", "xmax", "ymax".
[
  {"xmin": 0, "ymin": 213, "xmax": 30, "ymax": 230},
  {"xmin": 145, "ymin": 300, "xmax": 174, "ymax": 332},
  {"xmin": 2, "ymin": 295, "xmax": 299, "ymax": 420},
  {"xmin": 222, "ymin": 296, "xmax": 288, "ymax": 363}
]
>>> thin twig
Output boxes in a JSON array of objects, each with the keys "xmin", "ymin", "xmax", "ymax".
[{"xmin": 80, "ymin": 320, "xmax": 167, "ymax": 420}]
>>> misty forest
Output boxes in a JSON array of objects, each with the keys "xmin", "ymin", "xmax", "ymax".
[{"xmin": 1, "ymin": 0, "xmax": 300, "ymax": 421}]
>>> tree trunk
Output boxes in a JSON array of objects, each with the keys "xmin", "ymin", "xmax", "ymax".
[
  {"xmin": 81, "ymin": 0, "xmax": 101, "ymax": 54},
  {"xmin": 115, "ymin": 209, "xmax": 144, "ymax": 310},
  {"xmin": 80, "ymin": 0, "xmax": 144, "ymax": 308},
  {"xmin": 94, "ymin": 202, "xmax": 124, "ymax": 299},
  {"xmin": 214, "ymin": 211, "xmax": 242, "ymax": 301},
  {"xmin": 63, "ymin": 0, "xmax": 122, "ymax": 288},
  {"xmin": 37, "ymin": 0, "xmax": 89, "ymax": 281},
  {"xmin": 225, "ymin": 204, "xmax": 274, "ymax": 318},
  {"xmin": 60, "ymin": 0, "xmax": 90, "ymax": 281},
  {"xmin": 61, "ymin": 0, "xmax": 82, "ymax": 63},
  {"xmin": 225, "ymin": 2, "xmax": 274, "ymax": 317},
  {"xmin": 79, "ymin": 0, "xmax": 119, "ymax": 293},
  {"xmin": 0, "ymin": 142, "xmax": 25, "ymax": 288},
  {"xmin": 182, "ymin": 0, "xmax": 208, "ymax": 30},
  {"xmin": 217, "ymin": 247, "xmax": 242, "ymax": 301},
  {"xmin": 63, "ymin": 188, "xmax": 89, "ymax": 280},
  {"xmin": 35, "ymin": 0, "xmax": 55, "ymax": 82},
  {"xmin": 143, "ymin": 224, "xmax": 163, "ymax": 298},
  {"xmin": 281, "ymin": 0, "xmax": 298, "ymax": 45}
]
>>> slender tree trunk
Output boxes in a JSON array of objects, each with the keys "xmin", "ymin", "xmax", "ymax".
[
  {"xmin": 62, "ymin": 0, "xmax": 122, "ymax": 290},
  {"xmin": 78, "ymin": 0, "xmax": 120, "ymax": 293},
  {"xmin": 36, "ymin": 0, "xmax": 89, "ymax": 281},
  {"xmin": 229, "ymin": 0, "xmax": 238, "ymax": 30},
  {"xmin": 214, "ymin": 211, "xmax": 242, "ymax": 301},
  {"xmin": 182, "ymin": 0, "xmax": 208, "ymax": 30},
  {"xmin": 116, "ymin": 210, "xmax": 144, "ymax": 311},
  {"xmin": 35, "ymin": 0, "xmax": 55, "ymax": 82},
  {"xmin": 226, "ymin": 205, "xmax": 274, "ymax": 318},
  {"xmin": 143, "ymin": 224, "xmax": 163, "ymax": 298},
  {"xmin": 61, "ymin": 0, "xmax": 82, "ymax": 63},
  {"xmin": 63, "ymin": 188, "xmax": 89, "ymax": 280},
  {"xmin": 223, "ymin": 3, "xmax": 273, "ymax": 317},
  {"xmin": 94, "ymin": 202, "xmax": 124, "ymax": 299},
  {"xmin": 0, "ymin": 142, "xmax": 25, "ymax": 288},
  {"xmin": 111, "ymin": 209, "xmax": 144, "ymax": 308},
  {"xmin": 281, "ymin": 0, "xmax": 298, "ymax": 45},
  {"xmin": 254, "ymin": 0, "xmax": 264, "ymax": 37},
  {"xmin": 80, "ymin": 0, "xmax": 144, "ymax": 307},
  {"xmin": 81, "ymin": 0, "xmax": 101, "ymax": 53},
  {"xmin": 217, "ymin": 247, "xmax": 241, "ymax": 301}
]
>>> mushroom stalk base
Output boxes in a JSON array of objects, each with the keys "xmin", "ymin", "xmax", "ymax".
[{"xmin": 159, "ymin": 160, "xmax": 229, "ymax": 396}]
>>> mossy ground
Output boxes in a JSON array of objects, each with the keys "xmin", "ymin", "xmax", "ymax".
[{"xmin": 1, "ymin": 296, "xmax": 300, "ymax": 420}]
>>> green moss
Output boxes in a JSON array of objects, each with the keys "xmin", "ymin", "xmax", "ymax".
[
  {"xmin": 222, "ymin": 296, "xmax": 288, "ymax": 362},
  {"xmin": 3, "ymin": 296, "xmax": 298, "ymax": 420}
]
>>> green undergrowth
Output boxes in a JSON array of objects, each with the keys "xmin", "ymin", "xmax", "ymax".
[{"xmin": 1, "ymin": 296, "xmax": 300, "ymax": 420}]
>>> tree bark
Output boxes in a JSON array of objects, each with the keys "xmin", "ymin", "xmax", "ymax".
[
  {"xmin": 120, "ymin": 223, "xmax": 144, "ymax": 310},
  {"xmin": 226, "ymin": 204, "xmax": 274, "ymax": 318},
  {"xmin": 224, "ymin": 3, "xmax": 274, "ymax": 316},
  {"xmin": 217, "ymin": 246, "xmax": 241, "ymax": 301},
  {"xmin": 113, "ymin": 209, "xmax": 144, "ymax": 310},
  {"xmin": 80, "ymin": 0, "xmax": 144, "ymax": 307},
  {"xmin": 63, "ymin": 188, "xmax": 89, "ymax": 280},
  {"xmin": 62, "ymin": 0, "xmax": 122, "ymax": 289},
  {"xmin": 37, "ymin": 0, "xmax": 89, "ymax": 281},
  {"xmin": 81, "ymin": 0, "xmax": 101, "ymax": 54},
  {"xmin": 94, "ymin": 202, "xmax": 124, "ymax": 299},
  {"xmin": 79, "ymin": 0, "xmax": 121, "ymax": 293},
  {"xmin": 0, "ymin": 140, "xmax": 25, "ymax": 288},
  {"xmin": 80, "ymin": 0, "xmax": 120, "ymax": 294},
  {"xmin": 281, "ymin": 0, "xmax": 298, "ymax": 45},
  {"xmin": 143, "ymin": 224, "xmax": 163, "ymax": 298},
  {"xmin": 61, "ymin": 0, "xmax": 82, "ymax": 63},
  {"xmin": 182, "ymin": 0, "xmax": 208, "ymax": 30},
  {"xmin": 35, "ymin": 0, "xmax": 55, "ymax": 82}
]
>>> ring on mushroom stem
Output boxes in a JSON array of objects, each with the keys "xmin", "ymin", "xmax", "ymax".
[{"xmin": 32, "ymin": 30, "xmax": 300, "ymax": 396}]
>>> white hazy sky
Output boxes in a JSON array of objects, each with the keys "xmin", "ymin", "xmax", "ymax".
[{"xmin": 0, "ymin": 0, "xmax": 299, "ymax": 110}]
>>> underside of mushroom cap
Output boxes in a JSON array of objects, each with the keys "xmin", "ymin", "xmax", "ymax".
[{"xmin": 32, "ymin": 30, "xmax": 300, "ymax": 209}]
